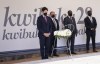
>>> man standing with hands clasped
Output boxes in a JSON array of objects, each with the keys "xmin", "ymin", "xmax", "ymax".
[
  {"xmin": 84, "ymin": 10, "xmax": 97, "ymax": 53},
  {"xmin": 37, "ymin": 7, "xmax": 52, "ymax": 59}
]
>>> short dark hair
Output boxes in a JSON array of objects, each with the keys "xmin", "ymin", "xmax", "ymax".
[
  {"xmin": 42, "ymin": 7, "xmax": 48, "ymax": 11},
  {"xmin": 68, "ymin": 10, "xmax": 72, "ymax": 13}
]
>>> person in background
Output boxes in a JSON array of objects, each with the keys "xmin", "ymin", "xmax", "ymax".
[
  {"xmin": 84, "ymin": 10, "xmax": 97, "ymax": 53},
  {"xmin": 49, "ymin": 11, "xmax": 59, "ymax": 57},
  {"xmin": 63, "ymin": 10, "xmax": 77, "ymax": 54},
  {"xmin": 37, "ymin": 7, "xmax": 52, "ymax": 59}
]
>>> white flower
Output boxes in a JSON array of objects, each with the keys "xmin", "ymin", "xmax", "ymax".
[
  {"xmin": 54, "ymin": 29, "xmax": 72, "ymax": 37},
  {"xmin": 63, "ymin": 29, "xmax": 72, "ymax": 36}
]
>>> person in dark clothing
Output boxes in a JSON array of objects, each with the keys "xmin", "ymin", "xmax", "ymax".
[
  {"xmin": 63, "ymin": 10, "xmax": 77, "ymax": 54},
  {"xmin": 84, "ymin": 11, "xmax": 97, "ymax": 53},
  {"xmin": 49, "ymin": 11, "xmax": 59, "ymax": 57},
  {"xmin": 37, "ymin": 7, "xmax": 52, "ymax": 59}
]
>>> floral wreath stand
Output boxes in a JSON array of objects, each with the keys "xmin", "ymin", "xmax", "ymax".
[{"xmin": 51, "ymin": 24, "xmax": 75, "ymax": 58}]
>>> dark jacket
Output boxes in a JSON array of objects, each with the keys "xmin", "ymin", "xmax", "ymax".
[
  {"xmin": 37, "ymin": 15, "xmax": 52, "ymax": 37},
  {"xmin": 50, "ymin": 18, "xmax": 59, "ymax": 35},
  {"xmin": 51, "ymin": 18, "xmax": 59, "ymax": 31},
  {"xmin": 63, "ymin": 16, "xmax": 77, "ymax": 34},
  {"xmin": 84, "ymin": 16, "xmax": 97, "ymax": 33}
]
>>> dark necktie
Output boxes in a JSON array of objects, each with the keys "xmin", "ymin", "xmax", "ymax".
[
  {"xmin": 44, "ymin": 16, "xmax": 47, "ymax": 22},
  {"xmin": 70, "ymin": 17, "xmax": 73, "ymax": 23},
  {"xmin": 70, "ymin": 17, "xmax": 74, "ymax": 31}
]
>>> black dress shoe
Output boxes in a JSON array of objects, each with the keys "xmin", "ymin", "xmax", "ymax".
[
  {"xmin": 93, "ymin": 50, "xmax": 98, "ymax": 52},
  {"xmin": 53, "ymin": 54, "xmax": 59, "ymax": 57},
  {"xmin": 49, "ymin": 55, "xmax": 52, "ymax": 57},
  {"xmin": 42, "ymin": 57, "xmax": 48, "ymax": 59},
  {"xmin": 67, "ymin": 52, "xmax": 70, "ymax": 55},
  {"xmin": 71, "ymin": 52, "xmax": 77, "ymax": 54},
  {"xmin": 86, "ymin": 50, "xmax": 89, "ymax": 53}
]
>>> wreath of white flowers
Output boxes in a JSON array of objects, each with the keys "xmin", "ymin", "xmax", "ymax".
[{"xmin": 54, "ymin": 29, "xmax": 72, "ymax": 38}]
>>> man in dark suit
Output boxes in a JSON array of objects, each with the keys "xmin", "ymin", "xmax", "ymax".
[
  {"xmin": 49, "ymin": 11, "xmax": 59, "ymax": 57},
  {"xmin": 84, "ymin": 11, "xmax": 97, "ymax": 53},
  {"xmin": 37, "ymin": 7, "xmax": 52, "ymax": 59},
  {"xmin": 63, "ymin": 10, "xmax": 77, "ymax": 54}
]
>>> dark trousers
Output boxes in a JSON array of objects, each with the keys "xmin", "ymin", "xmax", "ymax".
[
  {"xmin": 67, "ymin": 33, "xmax": 75, "ymax": 53},
  {"xmin": 49, "ymin": 35, "xmax": 57, "ymax": 55},
  {"xmin": 86, "ymin": 30, "xmax": 96, "ymax": 51},
  {"xmin": 39, "ymin": 36, "xmax": 50, "ymax": 59}
]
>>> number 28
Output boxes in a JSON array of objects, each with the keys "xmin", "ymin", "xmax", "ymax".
[{"xmin": 76, "ymin": 7, "xmax": 92, "ymax": 24}]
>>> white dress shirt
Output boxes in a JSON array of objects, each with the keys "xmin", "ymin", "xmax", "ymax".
[
  {"xmin": 51, "ymin": 18, "xmax": 57, "ymax": 29},
  {"xmin": 88, "ymin": 16, "xmax": 93, "ymax": 23}
]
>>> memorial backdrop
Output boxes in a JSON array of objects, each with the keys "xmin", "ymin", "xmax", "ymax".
[{"xmin": 0, "ymin": 0, "xmax": 100, "ymax": 52}]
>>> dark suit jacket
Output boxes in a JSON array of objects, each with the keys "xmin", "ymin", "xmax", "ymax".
[
  {"xmin": 50, "ymin": 18, "xmax": 59, "ymax": 35},
  {"xmin": 37, "ymin": 15, "xmax": 52, "ymax": 37},
  {"xmin": 84, "ymin": 16, "xmax": 97, "ymax": 33},
  {"xmin": 63, "ymin": 16, "xmax": 77, "ymax": 35},
  {"xmin": 51, "ymin": 18, "xmax": 59, "ymax": 31}
]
